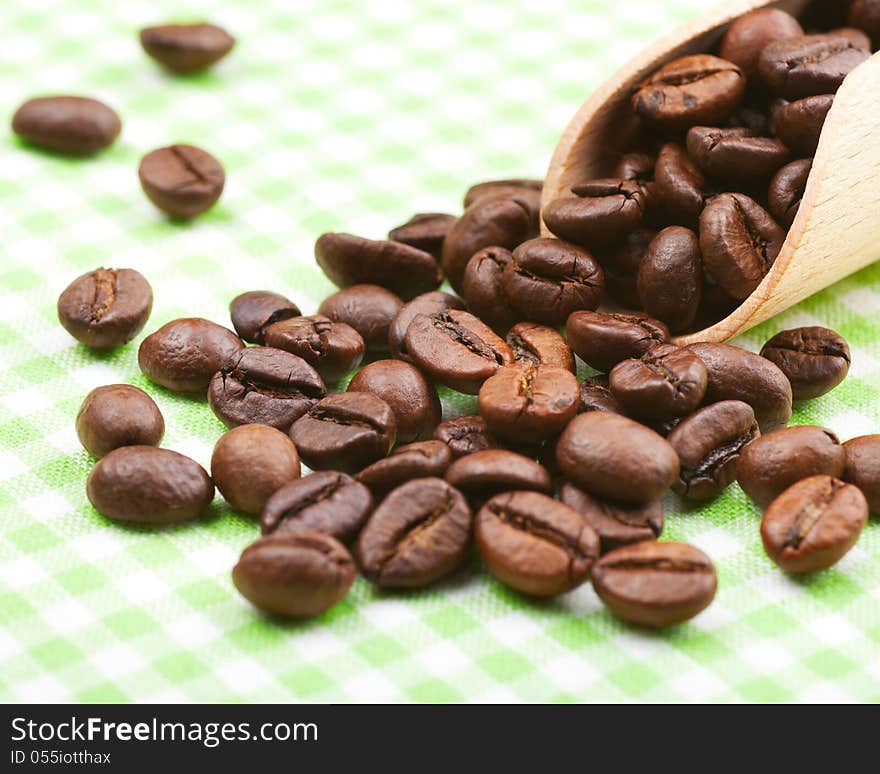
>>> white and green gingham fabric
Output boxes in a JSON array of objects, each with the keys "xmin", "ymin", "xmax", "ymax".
[{"xmin": 1, "ymin": 0, "xmax": 879, "ymax": 703}]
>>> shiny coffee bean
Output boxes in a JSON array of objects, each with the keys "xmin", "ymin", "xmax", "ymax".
[
  {"xmin": 579, "ymin": 376, "xmax": 625, "ymax": 415},
  {"xmin": 849, "ymin": 0, "xmax": 880, "ymax": 47},
  {"xmin": 831, "ymin": 26, "xmax": 873, "ymax": 50},
  {"xmin": 768, "ymin": 159, "xmax": 812, "ymax": 228},
  {"xmin": 461, "ymin": 246, "xmax": 519, "ymax": 334},
  {"xmin": 229, "ymin": 290, "xmax": 300, "ymax": 344},
  {"xmin": 434, "ymin": 415, "xmax": 500, "ymax": 459},
  {"xmin": 318, "ymin": 284, "xmax": 403, "ymax": 353},
  {"xmin": 388, "ymin": 212, "xmax": 457, "ymax": 259},
  {"xmin": 543, "ymin": 179, "xmax": 645, "ymax": 247},
  {"xmin": 774, "ymin": 94, "xmax": 833, "ymax": 155},
  {"xmin": 445, "ymin": 450, "xmax": 552, "ymax": 501},
  {"xmin": 388, "ymin": 291, "xmax": 465, "ymax": 361},
  {"xmin": 463, "ymin": 178, "xmax": 543, "ymax": 209},
  {"xmin": 58, "ymin": 268, "xmax": 153, "ymax": 350},
  {"xmin": 653, "ymin": 144, "xmax": 709, "ymax": 224},
  {"xmin": 506, "ymin": 322, "xmax": 574, "ymax": 373},
  {"xmin": 12, "ymin": 96, "xmax": 121, "ymax": 155},
  {"xmin": 356, "ymin": 440, "xmax": 452, "ymax": 497},
  {"xmin": 686, "ymin": 126, "xmax": 790, "ymax": 181},
  {"xmin": 86, "ymin": 446, "xmax": 213, "ymax": 524},
  {"xmin": 76, "ymin": 385, "xmax": 164, "ymax": 459},
  {"xmin": 566, "ymin": 311, "xmax": 668, "ymax": 373},
  {"xmin": 760, "ymin": 326, "xmax": 851, "ymax": 399},
  {"xmin": 613, "ymin": 151, "xmax": 657, "ymax": 208},
  {"xmin": 761, "ymin": 476, "xmax": 868, "ymax": 573},
  {"xmin": 719, "ymin": 9, "xmax": 804, "ymax": 77},
  {"xmin": 139, "ymin": 22, "xmax": 235, "ymax": 73},
  {"xmin": 638, "ymin": 226, "xmax": 702, "ymax": 333},
  {"xmin": 138, "ymin": 144, "xmax": 225, "ymax": 219},
  {"xmin": 263, "ymin": 315, "xmax": 364, "ymax": 383},
  {"xmin": 843, "ymin": 435, "xmax": 880, "ymax": 513}
]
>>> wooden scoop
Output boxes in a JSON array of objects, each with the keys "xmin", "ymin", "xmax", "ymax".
[{"xmin": 542, "ymin": 0, "xmax": 880, "ymax": 345}]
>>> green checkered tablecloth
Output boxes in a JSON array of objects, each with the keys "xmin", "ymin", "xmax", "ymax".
[{"xmin": 1, "ymin": 0, "xmax": 879, "ymax": 704}]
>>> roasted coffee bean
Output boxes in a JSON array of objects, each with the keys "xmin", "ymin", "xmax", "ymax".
[
  {"xmin": 434, "ymin": 415, "xmax": 500, "ymax": 459},
  {"xmin": 208, "ymin": 347, "xmax": 326, "ymax": 431},
  {"xmin": 12, "ymin": 96, "xmax": 121, "ymax": 155},
  {"xmin": 318, "ymin": 284, "xmax": 403, "ymax": 353},
  {"xmin": 388, "ymin": 212, "xmax": 457, "ymax": 259},
  {"xmin": 638, "ymin": 226, "xmax": 702, "ymax": 333},
  {"xmin": 138, "ymin": 144, "xmax": 225, "ymax": 219},
  {"xmin": 614, "ymin": 151, "xmax": 656, "ymax": 188},
  {"xmin": 566, "ymin": 311, "xmax": 668, "ymax": 373},
  {"xmin": 263, "ymin": 315, "xmax": 364, "ymax": 383},
  {"xmin": 592, "ymin": 541, "xmax": 717, "ymax": 627},
  {"xmin": 737, "ymin": 425, "xmax": 845, "ymax": 507},
  {"xmin": 692, "ymin": 279, "xmax": 741, "ymax": 331},
  {"xmin": 502, "ymin": 238, "xmax": 604, "ymax": 326},
  {"xmin": 229, "ymin": 290, "xmax": 301, "ymax": 344},
  {"xmin": 667, "ymin": 400, "xmax": 758, "ymax": 500},
  {"xmin": 289, "ymin": 393, "xmax": 396, "ymax": 473},
  {"xmin": 601, "ymin": 227, "xmax": 656, "ymax": 275},
  {"xmin": 139, "ymin": 22, "xmax": 235, "ymax": 73},
  {"xmin": 388, "ymin": 291, "xmax": 465, "ymax": 361},
  {"xmin": 728, "ymin": 102, "xmax": 772, "ymax": 135},
  {"xmin": 603, "ymin": 268, "xmax": 642, "ymax": 309},
  {"xmin": 404, "ymin": 310, "xmax": 513, "ymax": 394},
  {"xmin": 260, "ymin": 471, "xmax": 373, "ymax": 542},
  {"xmin": 232, "ymin": 531, "xmax": 355, "ymax": 618},
  {"xmin": 76, "ymin": 385, "xmax": 164, "ymax": 459},
  {"xmin": 831, "ymin": 26, "xmax": 873, "ymax": 50},
  {"xmin": 445, "ymin": 450, "xmax": 552, "ymax": 500},
  {"xmin": 686, "ymin": 342, "xmax": 793, "ymax": 432},
  {"xmin": 557, "ymin": 412, "xmax": 679, "ymax": 504},
  {"xmin": 86, "ymin": 446, "xmax": 213, "ymax": 524},
  {"xmin": 653, "ymin": 144, "xmax": 709, "ymax": 224},
  {"xmin": 843, "ymin": 435, "xmax": 880, "ymax": 513},
  {"xmin": 314, "ymin": 233, "xmax": 441, "ymax": 300},
  {"xmin": 686, "ymin": 127, "xmax": 790, "ymax": 181},
  {"xmin": 631, "ymin": 54, "xmax": 745, "ymax": 131},
  {"xmin": 774, "ymin": 94, "xmax": 834, "ymax": 155},
  {"xmin": 463, "ymin": 178, "xmax": 543, "ymax": 209},
  {"xmin": 211, "ymin": 424, "xmax": 301, "ymax": 516},
  {"xmin": 719, "ymin": 8, "xmax": 804, "ymax": 77},
  {"xmin": 559, "ymin": 483, "xmax": 662, "ymax": 552},
  {"xmin": 475, "ymin": 491, "xmax": 599, "ymax": 597},
  {"xmin": 760, "ymin": 326, "xmax": 851, "ymax": 400},
  {"xmin": 579, "ymin": 376, "xmax": 625, "ymax": 415},
  {"xmin": 759, "ymin": 34, "xmax": 869, "ymax": 99},
  {"xmin": 506, "ymin": 322, "xmax": 574, "ymax": 373},
  {"xmin": 356, "ymin": 441, "xmax": 452, "ymax": 497},
  {"xmin": 761, "ymin": 475, "xmax": 868, "ymax": 573},
  {"xmin": 609, "ymin": 344, "xmax": 708, "ymax": 421},
  {"xmin": 357, "ymin": 478, "xmax": 472, "ymax": 588},
  {"xmin": 139, "ymin": 318, "xmax": 244, "ymax": 393},
  {"xmin": 849, "ymin": 0, "xmax": 880, "ymax": 47},
  {"xmin": 347, "ymin": 359, "xmax": 441, "ymax": 444},
  {"xmin": 768, "ymin": 159, "xmax": 812, "ymax": 228},
  {"xmin": 543, "ymin": 179, "xmax": 644, "ymax": 247},
  {"xmin": 461, "ymin": 246, "xmax": 519, "ymax": 334},
  {"xmin": 58, "ymin": 268, "xmax": 153, "ymax": 350},
  {"xmin": 699, "ymin": 193, "xmax": 785, "ymax": 300}
]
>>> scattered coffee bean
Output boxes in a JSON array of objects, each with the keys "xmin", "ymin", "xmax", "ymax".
[
  {"xmin": 263, "ymin": 314, "xmax": 364, "ymax": 383},
  {"xmin": 843, "ymin": 435, "xmax": 880, "ymax": 513},
  {"xmin": 12, "ymin": 96, "xmax": 121, "ymax": 155},
  {"xmin": 768, "ymin": 159, "xmax": 812, "ymax": 228},
  {"xmin": 388, "ymin": 212, "xmax": 457, "ymax": 259},
  {"xmin": 719, "ymin": 8, "xmax": 804, "ymax": 77},
  {"xmin": 578, "ymin": 375, "xmax": 625, "ymax": 415},
  {"xmin": 445, "ymin": 450, "xmax": 553, "ymax": 501},
  {"xmin": 463, "ymin": 178, "xmax": 543, "ymax": 209},
  {"xmin": 76, "ymin": 385, "xmax": 164, "ymax": 459},
  {"xmin": 686, "ymin": 126, "xmax": 790, "ymax": 181},
  {"xmin": 614, "ymin": 151, "xmax": 657, "ymax": 208},
  {"xmin": 774, "ymin": 94, "xmax": 834, "ymax": 155},
  {"xmin": 138, "ymin": 144, "xmax": 225, "ymax": 219},
  {"xmin": 506, "ymin": 322, "xmax": 574, "ymax": 372},
  {"xmin": 461, "ymin": 246, "xmax": 519, "ymax": 334},
  {"xmin": 566, "ymin": 311, "xmax": 668, "ymax": 373},
  {"xmin": 653, "ymin": 144, "xmax": 709, "ymax": 224},
  {"xmin": 356, "ymin": 440, "xmax": 452, "ymax": 497},
  {"xmin": 139, "ymin": 22, "xmax": 235, "ymax": 73},
  {"xmin": 849, "ymin": 0, "xmax": 880, "ymax": 47},
  {"xmin": 637, "ymin": 226, "xmax": 703, "ymax": 332},
  {"xmin": 318, "ymin": 284, "xmax": 403, "ymax": 353},
  {"xmin": 229, "ymin": 290, "xmax": 301, "ymax": 344},
  {"xmin": 434, "ymin": 415, "xmax": 500, "ymax": 459},
  {"xmin": 543, "ymin": 179, "xmax": 645, "ymax": 247},
  {"xmin": 760, "ymin": 326, "xmax": 851, "ymax": 399},
  {"xmin": 387, "ymin": 291, "xmax": 465, "ymax": 361}
]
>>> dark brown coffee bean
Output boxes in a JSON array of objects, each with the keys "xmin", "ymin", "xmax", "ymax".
[
  {"xmin": 475, "ymin": 491, "xmax": 599, "ymax": 597},
  {"xmin": 566, "ymin": 311, "xmax": 668, "ymax": 373},
  {"xmin": 445, "ymin": 449, "xmax": 552, "ymax": 500},
  {"xmin": 404, "ymin": 310, "xmax": 513, "ymax": 394},
  {"xmin": 139, "ymin": 22, "xmax": 234, "ymax": 73},
  {"xmin": 831, "ymin": 26, "xmax": 873, "ymax": 50},
  {"xmin": 212, "ymin": 424, "xmax": 301, "ymax": 516},
  {"xmin": 638, "ymin": 226, "xmax": 703, "ymax": 333},
  {"xmin": 138, "ymin": 144, "xmax": 225, "ymax": 219},
  {"xmin": 233, "ymin": 531, "xmax": 355, "ymax": 618},
  {"xmin": 86, "ymin": 446, "xmax": 213, "ymax": 524},
  {"xmin": 653, "ymin": 144, "xmax": 709, "ymax": 224},
  {"xmin": 76, "ymin": 385, "xmax": 164, "ymax": 459},
  {"xmin": 761, "ymin": 476, "xmax": 868, "ymax": 573},
  {"xmin": 667, "ymin": 400, "xmax": 758, "ymax": 500},
  {"xmin": 260, "ymin": 471, "xmax": 373, "ymax": 542},
  {"xmin": 356, "ymin": 441, "xmax": 452, "ymax": 497},
  {"xmin": 388, "ymin": 212, "xmax": 457, "ymax": 259},
  {"xmin": 12, "ymin": 96, "xmax": 121, "ymax": 155},
  {"xmin": 289, "ymin": 393, "xmax": 396, "ymax": 474},
  {"xmin": 347, "ymin": 359, "xmax": 441, "ymax": 444},
  {"xmin": 699, "ymin": 193, "xmax": 785, "ymax": 300},
  {"xmin": 600, "ymin": 227, "xmax": 656, "ymax": 275},
  {"xmin": 603, "ymin": 268, "xmax": 642, "ymax": 309},
  {"xmin": 592, "ymin": 541, "xmax": 717, "ymax": 627},
  {"xmin": 506, "ymin": 322, "xmax": 574, "ymax": 373},
  {"xmin": 263, "ymin": 314, "xmax": 364, "ymax": 384},
  {"xmin": 768, "ymin": 159, "xmax": 812, "ymax": 229},
  {"xmin": 388, "ymin": 291, "xmax": 465, "ymax": 361},
  {"xmin": 692, "ymin": 279, "xmax": 741, "ymax": 331},
  {"xmin": 229, "ymin": 290, "xmax": 301, "ymax": 344},
  {"xmin": 543, "ymin": 179, "xmax": 645, "ymax": 247},
  {"xmin": 843, "ymin": 435, "xmax": 880, "ymax": 513},
  {"xmin": 461, "ymin": 246, "xmax": 519, "ymax": 334},
  {"xmin": 686, "ymin": 342, "xmax": 793, "ymax": 432},
  {"xmin": 774, "ymin": 94, "xmax": 833, "ymax": 156},
  {"xmin": 208, "ymin": 346, "xmax": 326, "ymax": 431},
  {"xmin": 357, "ymin": 478, "xmax": 472, "ymax": 588},
  {"xmin": 728, "ymin": 103, "xmax": 772, "ymax": 135},
  {"xmin": 578, "ymin": 376, "xmax": 625, "ymax": 415},
  {"xmin": 318, "ymin": 284, "xmax": 403, "ymax": 353},
  {"xmin": 613, "ymin": 151, "xmax": 656, "ymax": 188},
  {"xmin": 760, "ymin": 326, "xmax": 851, "ymax": 400},
  {"xmin": 719, "ymin": 8, "xmax": 805, "ymax": 77},
  {"xmin": 849, "ymin": 0, "xmax": 880, "ymax": 47},
  {"xmin": 314, "ymin": 233, "xmax": 442, "ymax": 300},
  {"xmin": 139, "ymin": 318, "xmax": 244, "ymax": 393},
  {"xmin": 686, "ymin": 126, "xmax": 790, "ymax": 181},
  {"xmin": 557, "ymin": 412, "xmax": 679, "ymax": 504},
  {"xmin": 58, "ymin": 268, "xmax": 153, "ymax": 350},
  {"xmin": 434, "ymin": 415, "xmax": 500, "ymax": 459},
  {"xmin": 737, "ymin": 425, "xmax": 845, "ymax": 507},
  {"xmin": 463, "ymin": 178, "xmax": 543, "ymax": 209}
]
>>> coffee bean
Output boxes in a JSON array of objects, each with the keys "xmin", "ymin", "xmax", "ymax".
[
  {"xmin": 578, "ymin": 375, "xmax": 625, "ymax": 415},
  {"xmin": 139, "ymin": 318, "xmax": 244, "ymax": 393},
  {"xmin": 556, "ymin": 412, "xmax": 679, "ymax": 504},
  {"xmin": 12, "ymin": 96, "xmax": 121, "ymax": 155},
  {"xmin": 613, "ymin": 151, "xmax": 657, "ymax": 205},
  {"xmin": 600, "ymin": 227, "xmax": 656, "ymax": 275},
  {"xmin": 445, "ymin": 450, "xmax": 553, "ymax": 502},
  {"xmin": 737, "ymin": 425, "xmax": 845, "ymax": 507},
  {"xmin": 263, "ymin": 314, "xmax": 364, "ymax": 383},
  {"xmin": 686, "ymin": 126, "xmax": 790, "ymax": 181},
  {"xmin": 849, "ymin": 0, "xmax": 880, "ymax": 47},
  {"xmin": 347, "ymin": 359, "xmax": 441, "ymax": 444},
  {"xmin": 592, "ymin": 541, "xmax": 717, "ymax": 627},
  {"xmin": 357, "ymin": 478, "xmax": 472, "ymax": 588},
  {"xmin": 318, "ymin": 284, "xmax": 403, "ymax": 353},
  {"xmin": 356, "ymin": 440, "xmax": 452, "ymax": 497},
  {"xmin": 719, "ymin": 9, "xmax": 805, "ymax": 77},
  {"xmin": 404, "ymin": 310, "xmax": 513, "ymax": 394},
  {"xmin": 261, "ymin": 471, "xmax": 374, "ymax": 542},
  {"xmin": 229, "ymin": 290, "xmax": 301, "ymax": 344},
  {"xmin": 461, "ymin": 247, "xmax": 519, "ymax": 334},
  {"xmin": 760, "ymin": 326, "xmax": 851, "ymax": 399},
  {"xmin": 232, "ymin": 531, "xmax": 355, "ymax": 618},
  {"xmin": 58, "ymin": 268, "xmax": 153, "ymax": 350},
  {"xmin": 463, "ymin": 178, "xmax": 543, "ymax": 209},
  {"xmin": 207, "ymin": 346, "xmax": 326, "ymax": 431},
  {"xmin": 475, "ymin": 491, "xmax": 599, "ymax": 597},
  {"xmin": 609, "ymin": 344, "xmax": 708, "ymax": 421},
  {"xmin": 637, "ymin": 226, "xmax": 703, "ymax": 333},
  {"xmin": 506, "ymin": 322, "xmax": 574, "ymax": 373},
  {"xmin": 138, "ymin": 144, "xmax": 225, "ymax": 219},
  {"xmin": 388, "ymin": 291, "xmax": 465, "ymax": 361},
  {"xmin": 774, "ymin": 94, "xmax": 834, "ymax": 155},
  {"xmin": 434, "ymin": 415, "xmax": 500, "ymax": 459},
  {"xmin": 289, "ymin": 393, "xmax": 396, "ymax": 474},
  {"xmin": 653, "ymin": 144, "xmax": 709, "ymax": 224},
  {"xmin": 314, "ymin": 233, "xmax": 442, "ymax": 300},
  {"xmin": 667, "ymin": 400, "xmax": 758, "ymax": 500},
  {"xmin": 831, "ymin": 26, "xmax": 873, "ymax": 50},
  {"xmin": 543, "ymin": 179, "xmax": 645, "ymax": 247},
  {"xmin": 566, "ymin": 311, "xmax": 668, "ymax": 373},
  {"xmin": 603, "ymin": 268, "xmax": 642, "ymax": 309},
  {"xmin": 761, "ymin": 475, "xmax": 868, "ymax": 573},
  {"xmin": 388, "ymin": 212, "xmax": 457, "ymax": 259},
  {"xmin": 686, "ymin": 342, "xmax": 793, "ymax": 432},
  {"xmin": 699, "ymin": 193, "xmax": 785, "ymax": 300},
  {"xmin": 86, "ymin": 446, "xmax": 213, "ymax": 524},
  {"xmin": 768, "ymin": 159, "xmax": 812, "ymax": 228},
  {"xmin": 139, "ymin": 22, "xmax": 235, "ymax": 73},
  {"xmin": 729, "ymin": 102, "xmax": 772, "ymax": 135},
  {"xmin": 76, "ymin": 384, "xmax": 164, "ymax": 459},
  {"xmin": 211, "ymin": 424, "xmax": 301, "ymax": 516},
  {"xmin": 843, "ymin": 435, "xmax": 880, "ymax": 513}
]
